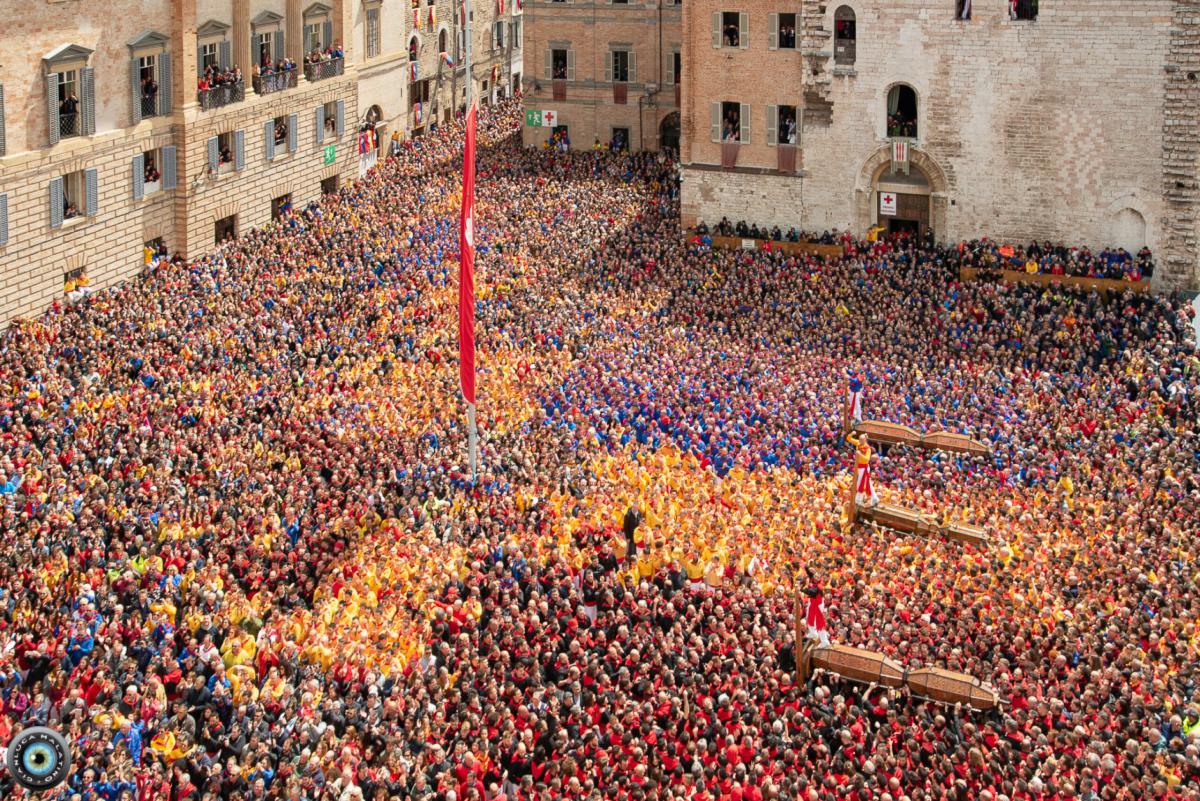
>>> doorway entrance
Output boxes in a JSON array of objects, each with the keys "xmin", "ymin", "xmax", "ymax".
[
  {"xmin": 875, "ymin": 166, "xmax": 931, "ymax": 239},
  {"xmin": 659, "ymin": 111, "xmax": 680, "ymax": 153}
]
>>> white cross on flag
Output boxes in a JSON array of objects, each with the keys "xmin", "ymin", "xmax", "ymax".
[{"xmin": 880, "ymin": 192, "xmax": 897, "ymax": 216}]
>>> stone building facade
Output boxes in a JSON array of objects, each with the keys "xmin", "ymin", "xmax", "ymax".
[
  {"xmin": 521, "ymin": 0, "xmax": 682, "ymax": 152},
  {"xmin": 0, "ymin": 0, "xmax": 519, "ymax": 326},
  {"xmin": 677, "ymin": 0, "xmax": 1200, "ymax": 288}
]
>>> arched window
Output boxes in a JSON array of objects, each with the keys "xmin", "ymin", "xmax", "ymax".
[
  {"xmin": 438, "ymin": 29, "xmax": 448, "ymax": 55},
  {"xmin": 408, "ymin": 35, "xmax": 419, "ymax": 62},
  {"xmin": 886, "ymin": 84, "xmax": 917, "ymax": 138},
  {"xmin": 834, "ymin": 6, "xmax": 856, "ymax": 66}
]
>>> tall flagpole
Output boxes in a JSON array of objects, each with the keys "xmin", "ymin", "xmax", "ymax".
[{"xmin": 461, "ymin": 0, "xmax": 479, "ymax": 482}]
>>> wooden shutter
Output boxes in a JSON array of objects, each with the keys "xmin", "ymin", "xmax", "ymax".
[
  {"xmin": 219, "ymin": 41, "xmax": 232, "ymax": 70},
  {"xmin": 85, "ymin": 168, "xmax": 98, "ymax": 216},
  {"xmin": 664, "ymin": 52, "xmax": 673, "ymax": 85},
  {"xmin": 322, "ymin": 21, "xmax": 333, "ymax": 49},
  {"xmin": 768, "ymin": 14, "xmax": 778, "ymax": 50},
  {"xmin": 316, "ymin": 105, "xmax": 325, "ymax": 145},
  {"xmin": 159, "ymin": 52, "xmax": 173, "ymax": 114},
  {"xmin": 234, "ymin": 129, "xmax": 245, "ymax": 170},
  {"xmin": 81, "ymin": 67, "xmax": 96, "ymax": 135},
  {"xmin": 628, "ymin": 50, "xmax": 636, "ymax": 83},
  {"xmin": 0, "ymin": 194, "xmax": 8, "ymax": 246},
  {"xmin": 197, "ymin": 45, "xmax": 205, "ymax": 76},
  {"xmin": 740, "ymin": 102, "xmax": 750, "ymax": 142},
  {"xmin": 766, "ymin": 105, "xmax": 777, "ymax": 145},
  {"xmin": 49, "ymin": 178, "xmax": 64, "ymax": 229},
  {"xmin": 336, "ymin": 100, "xmax": 345, "ymax": 136},
  {"xmin": 0, "ymin": 84, "xmax": 6, "ymax": 156},
  {"xmin": 567, "ymin": 50, "xmax": 576, "ymax": 80},
  {"xmin": 46, "ymin": 74, "xmax": 60, "ymax": 146},
  {"xmin": 710, "ymin": 101, "xmax": 720, "ymax": 142},
  {"xmin": 207, "ymin": 136, "xmax": 219, "ymax": 173},
  {"xmin": 132, "ymin": 153, "xmax": 145, "ymax": 200},
  {"xmin": 604, "ymin": 51, "xmax": 612, "ymax": 83},
  {"xmin": 264, "ymin": 120, "xmax": 275, "ymax": 160},
  {"xmin": 739, "ymin": 13, "xmax": 749, "ymax": 49},
  {"xmin": 275, "ymin": 31, "xmax": 286, "ymax": 63},
  {"xmin": 162, "ymin": 145, "xmax": 177, "ymax": 190},
  {"xmin": 712, "ymin": 12, "xmax": 721, "ymax": 48},
  {"xmin": 287, "ymin": 113, "xmax": 298, "ymax": 152},
  {"xmin": 544, "ymin": 49, "xmax": 551, "ymax": 79},
  {"xmin": 130, "ymin": 59, "xmax": 143, "ymax": 125}
]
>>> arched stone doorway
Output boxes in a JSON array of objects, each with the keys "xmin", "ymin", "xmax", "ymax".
[
  {"xmin": 855, "ymin": 145, "xmax": 949, "ymax": 241},
  {"xmin": 659, "ymin": 111, "xmax": 680, "ymax": 154}
]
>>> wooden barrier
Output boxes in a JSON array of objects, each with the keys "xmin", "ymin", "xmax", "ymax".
[
  {"xmin": 852, "ymin": 420, "xmax": 991, "ymax": 456},
  {"xmin": 698, "ymin": 233, "xmax": 844, "ymax": 260},
  {"xmin": 960, "ymin": 266, "xmax": 1149, "ymax": 294}
]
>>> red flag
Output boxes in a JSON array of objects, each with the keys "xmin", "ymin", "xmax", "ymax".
[{"xmin": 458, "ymin": 102, "xmax": 477, "ymax": 406}]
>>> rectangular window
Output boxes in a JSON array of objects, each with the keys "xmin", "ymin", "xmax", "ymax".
[
  {"xmin": 778, "ymin": 13, "xmax": 796, "ymax": 49},
  {"xmin": 143, "ymin": 148, "xmax": 163, "ymax": 193},
  {"xmin": 55, "ymin": 70, "xmax": 81, "ymax": 139},
  {"xmin": 201, "ymin": 42, "xmax": 219, "ymax": 71},
  {"xmin": 611, "ymin": 127, "xmax": 629, "ymax": 151},
  {"xmin": 62, "ymin": 170, "xmax": 87, "ymax": 221},
  {"xmin": 1011, "ymin": 0, "xmax": 1037, "ymax": 20},
  {"xmin": 321, "ymin": 175, "xmax": 340, "ymax": 195},
  {"xmin": 721, "ymin": 12, "xmax": 740, "ymax": 47},
  {"xmin": 366, "ymin": 8, "xmax": 381, "ymax": 58},
  {"xmin": 139, "ymin": 55, "xmax": 160, "ymax": 118},
  {"xmin": 612, "ymin": 50, "xmax": 630, "ymax": 82},
  {"xmin": 272, "ymin": 193, "xmax": 292, "ymax": 220},
  {"xmin": 511, "ymin": 19, "xmax": 522, "ymax": 49},
  {"xmin": 777, "ymin": 104, "xmax": 797, "ymax": 144},
  {"xmin": 217, "ymin": 131, "xmax": 236, "ymax": 173},
  {"xmin": 215, "ymin": 214, "xmax": 237, "ymax": 244},
  {"xmin": 257, "ymin": 32, "xmax": 274, "ymax": 68},
  {"xmin": 323, "ymin": 101, "xmax": 339, "ymax": 137},
  {"xmin": 721, "ymin": 101, "xmax": 741, "ymax": 142},
  {"xmin": 305, "ymin": 22, "xmax": 323, "ymax": 54},
  {"xmin": 552, "ymin": 48, "xmax": 567, "ymax": 79},
  {"xmin": 956, "ymin": 0, "xmax": 971, "ymax": 20},
  {"xmin": 674, "ymin": 52, "xmax": 681, "ymax": 84}
]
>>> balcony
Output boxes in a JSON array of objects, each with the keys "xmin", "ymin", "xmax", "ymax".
[
  {"xmin": 304, "ymin": 56, "xmax": 345, "ymax": 83},
  {"xmin": 58, "ymin": 110, "xmax": 81, "ymax": 140},
  {"xmin": 253, "ymin": 67, "xmax": 297, "ymax": 96},
  {"xmin": 198, "ymin": 80, "xmax": 246, "ymax": 111}
]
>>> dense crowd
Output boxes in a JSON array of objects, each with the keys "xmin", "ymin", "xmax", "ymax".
[{"xmin": 1, "ymin": 97, "xmax": 1199, "ymax": 801}]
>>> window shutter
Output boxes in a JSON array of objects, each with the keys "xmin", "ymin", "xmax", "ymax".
[
  {"xmin": 604, "ymin": 52, "xmax": 612, "ymax": 83},
  {"xmin": 81, "ymin": 67, "xmax": 96, "ymax": 135},
  {"xmin": 275, "ymin": 31, "xmax": 286, "ymax": 64},
  {"xmin": 85, "ymin": 168, "xmax": 98, "ymax": 216},
  {"xmin": 664, "ymin": 52, "xmax": 674, "ymax": 85},
  {"xmin": 49, "ymin": 177, "xmax": 64, "ymax": 229},
  {"xmin": 0, "ymin": 84, "xmax": 6, "ymax": 157},
  {"xmin": 197, "ymin": 45, "xmax": 205, "ymax": 76},
  {"xmin": 159, "ymin": 52, "xmax": 173, "ymax": 114},
  {"xmin": 710, "ymin": 101, "xmax": 720, "ymax": 142},
  {"xmin": 766, "ymin": 105, "xmax": 777, "ymax": 145},
  {"xmin": 336, "ymin": 100, "xmax": 345, "ymax": 136},
  {"xmin": 739, "ymin": 13, "xmax": 749, "ymax": 49},
  {"xmin": 288, "ymin": 113, "xmax": 298, "ymax": 152},
  {"xmin": 566, "ymin": 50, "xmax": 575, "ymax": 80},
  {"xmin": 46, "ymin": 74, "xmax": 60, "ymax": 146},
  {"xmin": 316, "ymin": 105, "xmax": 325, "ymax": 145},
  {"xmin": 0, "ymin": 194, "xmax": 8, "ymax": 246},
  {"xmin": 234, "ymin": 129, "xmax": 245, "ymax": 170},
  {"xmin": 544, "ymin": 50, "xmax": 551, "ymax": 79},
  {"xmin": 130, "ymin": 59, "xmax": 143, "ymax": 126},
  {"xmin": 740, "ymin": 103, "xmax": 750, "ymax": 142},
  {"xmin": 768, "ymin": 14, "xmax": 778, "ymax": 50},
  {"xmin": 132, "ymin": 153, "xmax": 145, "ymax": 200},
  {"xmin": 322, "ymin": 21, "xmax": 333, "ymax": 49},
  {"xmin": 264, "ymin": 120, "xmax": 276, "ymax": 160},
  {"xmin": 162, "ymin": 145, "xmax": 177, "ymax": 190},
  {"xmin": 628, "ymin": 50, "xmax": 636, "ymax": 83},
  {"xmin": 219, "ymin": 41, "xmax": 232, "ymax": 70},
  {"xmin": 712, "ymin": 12, "xmax": 721, "ymax": 48},
  {"xmin": 207, "ymin": 136, "xmax": 219, "ymax": 172}
]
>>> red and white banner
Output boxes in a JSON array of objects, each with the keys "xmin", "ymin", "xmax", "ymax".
[
  {"xmin": 458, "ymin": 101, "xmax": 477, "ymax": 406},
  {"xmin": 879, "ymin": 192, "xmax": 897, "ymax": 217}
]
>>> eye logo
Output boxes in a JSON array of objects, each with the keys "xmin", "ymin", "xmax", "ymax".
[{"xmin": 6, "ymin": 727, "xmax": 71, "ymax": 791}]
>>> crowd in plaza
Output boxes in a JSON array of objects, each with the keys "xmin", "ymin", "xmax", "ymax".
[{"xmin": 0, "ymin": 97, "xmax": 1199, "ymax": 801}]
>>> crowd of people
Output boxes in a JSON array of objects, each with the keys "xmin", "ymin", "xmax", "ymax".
[
  {"xmin": 1, "ymin": 97, "xmax": 1199, "ymax": 801},
  {"xmin": 959, "ymin": 240, "xmax": 1155, "ymax": 282}
]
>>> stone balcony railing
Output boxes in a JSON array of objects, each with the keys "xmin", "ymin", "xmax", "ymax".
[{"xmin": 304, "ymin": 56, "xmax": 345, "ymax": 83}]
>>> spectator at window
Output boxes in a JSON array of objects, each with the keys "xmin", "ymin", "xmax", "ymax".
[
  {"xmin": 219, "ymin": 145, "xmax": 233, "ymax": 165},
  {"xmin": 60, "ymin": 92, "xmax": 79, "ymax": 136},
  {"xmin": 144, "ymin": 162, "xmax": 161, "ymax": 184},
  {"xmin": 723, "ymin": 23, "xmax": 739, "ymax": 47}
]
